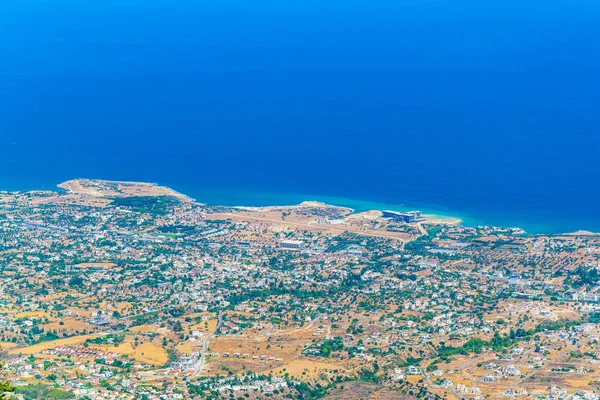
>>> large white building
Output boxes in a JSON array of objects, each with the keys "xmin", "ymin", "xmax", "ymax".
[{"xmin": 279, "ymin": 240, "xmax": 304, "ymax": 250}]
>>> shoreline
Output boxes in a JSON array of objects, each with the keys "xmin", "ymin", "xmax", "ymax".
[
  {"xmin": 164, "ymin": 185, "xmax": 598, "ymax": 236},
  {"xmin": 1, "ymin": 178, "xmax": 598, "ymax": 235},
  {"xmin": 198, "ymin": 191, "xmax": 466, "ymax": 228}
]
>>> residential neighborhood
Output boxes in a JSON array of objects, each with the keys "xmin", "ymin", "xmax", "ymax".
[{"xmin": 1, "ymin": 180, "xmax": 599, "ymax": 399}]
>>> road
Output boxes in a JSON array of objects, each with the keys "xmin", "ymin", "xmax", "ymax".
[
  {"xmin": 193, "ymin": 311, "xmax": 223, "ymax": 377},
  {"xmin": 416, "ymin": 222, "xmax": 428, "ymax": 237}
]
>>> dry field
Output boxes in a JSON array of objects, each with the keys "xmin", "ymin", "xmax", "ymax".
[
  {"xmin": 30, "ymin": 193, "xmax": 112, "ymax": 207},
  {"xmin": 91, "ymin": 339, "xmax": 168, "ymax": 366},
  {"xmin": 0, "ymin": 342, "xmax": 18, "ymax": 350},
  {"xmin": 207, "ymin": 209, "xmax": 413, "ymax": 242},
  {"xmin": 8, "ymin": 334, "xmax": 101, "ymax": 355},
  {"xmin": 266, "ymin": 359, "xmax": 346, "ymax": 379},
  {"xmin": 176, "ymin": 341, "xmax": 203, "ymax": 355},
  {"xmin": 41, "ymin": 317, "xmax": 88, "ymax": 333},
  {"xmin": 205, "ymin": 319, "xmax": 349, "ymax": 378},
  {"xmin": 14, "ymin": 311, "xmax": 50, "ymax": 319},
  {"xmin": 59, "ymin": 179, "xmax": 191, "ymax": 201}
]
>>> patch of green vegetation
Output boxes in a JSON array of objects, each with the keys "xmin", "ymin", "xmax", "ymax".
[
  {"xmin": 436, "ymin": 320, "xmax": 581, "ymax": 361},
  {"xmin": 425, "ymin": 225, "xmax": 442, "ymax": 239},
  {"xmin": 110, "ymin": 196, "xmax": 180, "ymax": 215},
  {"xmin": 85, "ymin": 333, "xmax": 126, "ymax": 346},
  {"xmin": 16, "ymin": 384, "xmax": 75, "ymax": 400},
  {"xmin": 566, "ymin": 266, "xmax": 600, "ymax": 288},
  {"xmin": 589, "ymin": 313, "xmax": 600, "ymax": 324},
  {"xmin": 0, "ymin": 376, "xmax": 15, "ymax": 400},
  {"xmin": 129, "ymin": 311, "xmax": 160, "ymax": 326}
]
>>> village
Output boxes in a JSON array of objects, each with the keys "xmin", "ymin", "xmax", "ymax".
[{"xmin": 0, "ymin": 180, "xmax": 599, "ymax": 399}]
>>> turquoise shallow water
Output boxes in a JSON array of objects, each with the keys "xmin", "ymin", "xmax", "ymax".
[{"xmin": 167, "ymin": 185, "xmax": 560, "ymax": 234}]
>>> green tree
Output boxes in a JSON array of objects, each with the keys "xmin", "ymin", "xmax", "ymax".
[{"xmin": 0, "ymin": 363, "xmax": 15, "ymax": 400}]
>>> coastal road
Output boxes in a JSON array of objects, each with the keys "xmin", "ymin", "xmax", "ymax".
[{"xmin": 193, "ymin": 311, "xmax": 223, "ymax": 377}]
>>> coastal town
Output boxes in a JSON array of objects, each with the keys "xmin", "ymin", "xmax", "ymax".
[{"xmin": 1, "ymin": 179, "xmax": 599, "ymax": 399}]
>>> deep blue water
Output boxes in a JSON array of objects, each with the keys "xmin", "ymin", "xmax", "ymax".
[{"xmin": 1, "ymin": 0, "xmax": 599, "ymax": 233}]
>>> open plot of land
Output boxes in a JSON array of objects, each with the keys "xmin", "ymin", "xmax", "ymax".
[
  {"xmin": 91, "ymin": 340, "xmax": 168, "ymax": 366},
  {"xmin": 0, "ymin": 342, "xmax": 18, "ymax": 350},
  {"xmin": 59, "ymin": 179, "xmax": 192, "ymax": 201},
  {"xmin": 8, "ymin": 334, "xmax": 101, "ymax": 355},
  {"xmin": 266, "ymin": 359, "xmax": 347, "ymax": 379},
  {"xmin": 207, "ymin": 210, "xmax": 413, "ymax": 241},
  {"xmin": 41, "ymin": 317, "xmax": 88, "ymax": 333}
]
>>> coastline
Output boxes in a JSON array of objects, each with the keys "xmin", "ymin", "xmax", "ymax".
[
  {"xmin": 1, "ymin": 178, "xmax": 598, "ymax": 235},
  {"xmin": 175, "ymin": 186, "xmax": 468, "ymax": 226},
  {"xmin": 171, "ymin": 185, "xmax": 591, "ymax": 235}
]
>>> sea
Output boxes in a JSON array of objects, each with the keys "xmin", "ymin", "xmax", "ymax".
[{"xmin": 1, "ymin": 0, "xmax": 599, "ymax": 234}]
